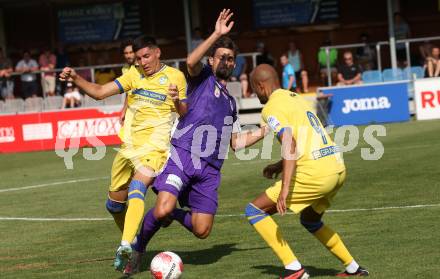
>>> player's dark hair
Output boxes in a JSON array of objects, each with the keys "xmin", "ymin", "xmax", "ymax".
[
  {"xmin": 208, "ymin": 36, "xmax": 238, "ymax": 58},
  {"xmin": 120, "ymin": 38, "xmax": 134, "ymax": 53},
  {"xmin": 132, "ymin": 35, "xmax": 158, "ymax": 52},
  {"xmin": 280, "ymin": 52, "xmax": 288, "ymax": 58}
]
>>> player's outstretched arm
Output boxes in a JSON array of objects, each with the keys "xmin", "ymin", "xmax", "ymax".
[
  {"xmin": 230, "ymin": 125, "xmax": 269, "ymax": 151},
  {"xmin": 186, "ymin": 9, "xmax": 234, "ymax": 77},
  {"xmin": 59, "ymin": 67, "xmax": 119, "ymax": 100}
]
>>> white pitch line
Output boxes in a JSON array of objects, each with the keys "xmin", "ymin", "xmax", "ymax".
[
  {"xmin": 0, "ymin": 176, "xmax": 109, "ymax": 193},
  {"xmin": 0, "ymin": 203, "xmax": 439, "ymax": 222}
]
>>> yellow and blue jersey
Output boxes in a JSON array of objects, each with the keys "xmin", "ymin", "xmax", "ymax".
[
  {"xmin": 114, "ymin": 64, "xmax": 187, "ymax": 150},
  {"xmin": 261, "ymin": 89, "xmax": 345, "ymax": 178}
]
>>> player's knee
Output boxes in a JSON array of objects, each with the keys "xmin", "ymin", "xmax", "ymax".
[
  {"xmin": 127, "ymin": 180, "xmax": 147, "ymax": 201},
  {"xmin": 245, "ymin": 203, "xmax": 269, "ymax": 225},
  {"xmin": 193, "ymin": 224, "xmax": 211, "ymax": 239},
  {"xmin": 300, "ymin": 216, "xmax": 323, "ymax": 233},
  {"xmin": 154, "ymin": 204, "xmax": 173, "ymax": 220},
  {"xmin": 106, "ymin": 198, "xmax": 126, "ymax": 215}
]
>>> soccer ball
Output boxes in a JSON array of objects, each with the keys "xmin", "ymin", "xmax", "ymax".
[{"xmin": 150, "ymin": 251, "xmax": 183, "ymax": 279}]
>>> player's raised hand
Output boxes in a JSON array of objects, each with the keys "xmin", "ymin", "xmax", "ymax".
[
  {"xmin": 169, "ymin": 84, "xmax": 179, "ymax": 102},
  {"xmin": 215, "ymin": 9, "xmax": 234, "ymax": 36},
  {"xmin": 277, "ymin": 186, "xmax": 289, "ymax": 216},
  {"xmin": 59, "ymin": 67, "xmax": 77, "ymax": 82}
]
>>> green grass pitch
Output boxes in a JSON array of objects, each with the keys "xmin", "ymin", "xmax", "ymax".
[{"xmin": 0, "ymin": 119, "xmax": 439, "ymax": 278}]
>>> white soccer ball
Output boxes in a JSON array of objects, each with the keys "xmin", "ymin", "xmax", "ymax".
[{"xmin": 150, "ymin": 251, "xmax": 183, "ymax": 279}]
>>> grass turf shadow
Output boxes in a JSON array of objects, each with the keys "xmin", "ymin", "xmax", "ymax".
[
  {"xmin": 137, "ymin": 243, "xmax": 267, "ymax": 272},
  {"xmin": 253, "ymin": 264, "xmax": 339, "ymax": 277}
]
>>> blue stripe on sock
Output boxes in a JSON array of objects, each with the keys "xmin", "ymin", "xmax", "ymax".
[
  {"xmin": 300, "ymin": 219, "xmax": 324, "ymax": 233},
  {"xmin": 245, "ymin": 203, "xmax": 269, "ymax": 225},
  {"xmin": 128, "ymin": 192, "xmax": 145, "ymax": 200},
  {"xmin": 128, "ymin": 180, "xmax": 147, "ymax": 195},
  {"xmin": 106, "ymin": 199, "xmax": 126, "ymax": 214}
]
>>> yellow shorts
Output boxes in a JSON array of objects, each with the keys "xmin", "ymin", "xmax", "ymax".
[
  {"xmin": 265, "ymin": 170, "xmax": 346, "ymax": 214},
  {"xmin": 109, "ymin": 144, "xmax": 168, "ymax": 192}
]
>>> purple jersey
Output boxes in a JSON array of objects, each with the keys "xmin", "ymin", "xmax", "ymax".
[{"xmin": 171, "ymin": 65, "xmax": 240, "ymax": 169}]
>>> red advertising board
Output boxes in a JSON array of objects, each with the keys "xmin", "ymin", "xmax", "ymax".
[
  {"xmin": 0, "ymin": 108, "xmax": 122, "ymax": 153},
  {"xmin": 414, "ymin": 78, "xmax": 440, "ymax": 120}
]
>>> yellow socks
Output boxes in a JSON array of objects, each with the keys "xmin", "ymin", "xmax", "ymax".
[
  {"xmin": 245, "ymin": 203, "xmax": 297, "ymax": 265},
  {"xmin": 121, "ymin": 180, "xmax": 147, "ymax": 244},
  {"xmin": 314, "ymin": 224, "xmax": 354, "ymax": 266}
]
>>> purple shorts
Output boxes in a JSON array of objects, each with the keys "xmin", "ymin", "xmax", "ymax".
[{"xmin": 153, "ymin": 146, "xmax": 221, "ymax": 215}]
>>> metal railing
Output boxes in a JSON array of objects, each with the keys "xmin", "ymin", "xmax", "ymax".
[
  {"xmin": 320, "ymin": 35, "xmax": 440, "ymax": 85},
  {"xmin": 5, "ymin": 52, "xmax": 261, "ymax": 98}
]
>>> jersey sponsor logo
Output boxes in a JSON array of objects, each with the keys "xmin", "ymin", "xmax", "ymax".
[
  {"xmin": 342, "ymin": 96, "xmax": 391, "ymax": 114},
  {"xmin": 133, "ymin": 89, "xmax": 167, "ymax": 102},
  {"xmin": 267, "ymin": 116, "xmax": 281, "ymax": 131},
  {"xmin": 312, "ymin": 145, "xmax": 340, "ymax": 160},
  {"xmin": 57, "ymin": 117, "xmax": 120, "ymax": 139},
  {"xmin": 158, "ymin": 75, "xmax": 168, "ymax": 85},
  {"xmin": 165, "ymin": 174, "xmax": 183, "ymax": 191},
  {"xmin": 0, "ymin": 126, "xmax": 15, "ymax": 143}
]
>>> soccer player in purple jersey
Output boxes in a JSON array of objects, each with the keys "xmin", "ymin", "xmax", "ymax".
[{"xmin": 123, "ymin": 9, "xmax": 267, "ymax": 275}]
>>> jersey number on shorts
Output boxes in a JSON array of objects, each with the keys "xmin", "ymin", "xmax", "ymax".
[{"xmin": 307, "ymin": 111, "xmax": 328, "ymax": 145}]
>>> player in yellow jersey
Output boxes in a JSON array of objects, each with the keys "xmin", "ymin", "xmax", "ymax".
[
  {"xmin": 244, "ymin": 64, "xmax": 369, "ymax": 279},
  {"xmin": 59, "ymin": 35, "xmax": 187, "ymax": 272},
  {"xmin": 119, "ymin": 39, "xmax": 136, "ymax": 126}
]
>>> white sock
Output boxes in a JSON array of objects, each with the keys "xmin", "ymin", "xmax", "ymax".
[
  {"xmin": 121, "ymin": 240, "xmax": 130, "ymax": 247},
  {"xmin": 285, "ymin": 259, "xmax": 302, "ymax": 271},
  {"xmin": 346, "ymin": 259, "xmax": 359, "ymax": 274}
]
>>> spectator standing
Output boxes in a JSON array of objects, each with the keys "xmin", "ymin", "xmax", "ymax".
[
  {"xmin": 426, "ymin": 46, "xmax": 440, "ymax": 77},
  {"xmin": 280, "ymin": 53, "xmax": 296, "ymax": 91},
  {"xmin": 337, "ymin": 51, "xmax": 362, "ymax": 86},
  {"xmin": 39, "ymin": 49, "xmax": 57, "ymax": 96},
  {"xmin": 0, "ymin": 49, "xmax": 14, "ymax": 100},
  {"xmin": 318, "ymin": 40, "xmax": 338, "ymax": 86},
  {"xmin": 230, "ymin": 54, "xmax": 250, "ymax": 97},
  {"xmin": 287, "ymin": 41, "xmax": 309, "ymax": 92},
  {"xmin": 419, "ymin": 41, "xmax": 433, "ymax": 65},
  {"xmin": 256, "ymin": 42, "xmax": 274, "ymax": 66},
  {"xmin": 356, "ymin": 33, "xmax": 376, "ymax": 71},
  {"xmin": 16, "ymin": 51, "xmax": 39, "ymax": 98},
  {"xmin": 394, "ymin": 13, "xmax": 411, "ymax": 68}
]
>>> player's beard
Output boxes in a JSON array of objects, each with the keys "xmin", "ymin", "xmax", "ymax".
[
  {"xmin": 215, "ymin": 61, "xmax": 234, "ymax": 80},
  {"xmin": 257, "ymin": 94, "xmax": 268, "ymax": 104}
]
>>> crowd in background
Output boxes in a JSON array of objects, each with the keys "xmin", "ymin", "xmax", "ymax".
[{"xmin": 1, "ymin": 11, "xmax": 440, "ymax": 105}]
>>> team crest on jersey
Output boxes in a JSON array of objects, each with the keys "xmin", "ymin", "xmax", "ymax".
[
  {"xmin": 158, "ymin": 75, "xmax": 168, "ymax": 85},
  {"xmin": 214, "ymin": 87, "xmax": 220, "ymax": 98}
]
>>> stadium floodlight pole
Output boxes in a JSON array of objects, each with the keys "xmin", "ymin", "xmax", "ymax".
[
  {"xmin": 183, "ymin": 0, "xmax": 192, "ymax": 54},
  {"xmin": 387, "ymin": 0, "xmax": 398, "ymax": 70}
]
